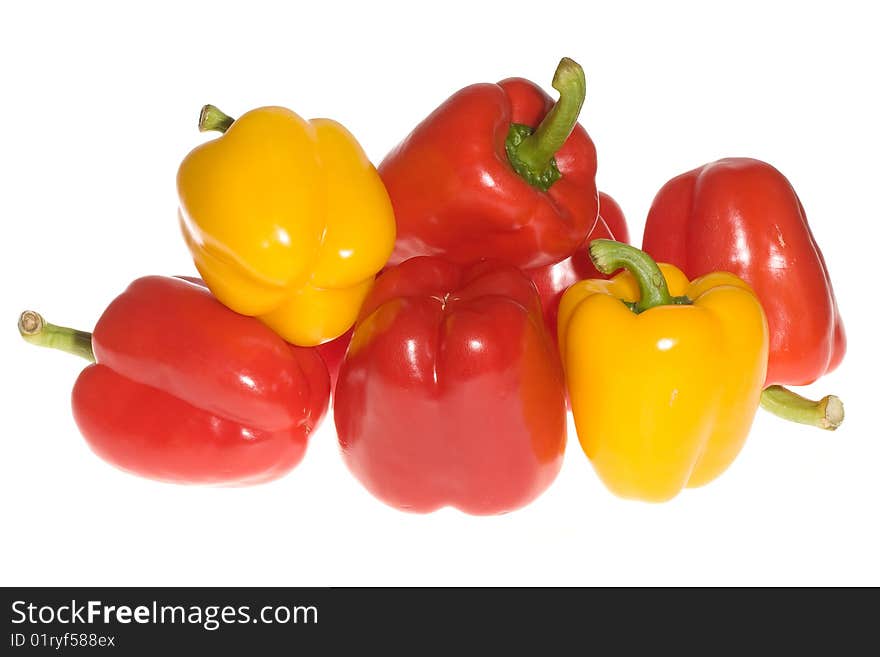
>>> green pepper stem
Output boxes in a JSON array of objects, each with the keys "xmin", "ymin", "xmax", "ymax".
[
  {"xmin": 589, "ymin": 239, "xmax": 675, "ymax": 312},
  {"xmin": 18, "ymin": 311, "xmax": 95, "ymax": 362},
  {"xmin": 505, "ymin": 58, "xmax": 586, "ymax": 191},
  {"xmin": 760, "ymin": 385, "xmax": 844, "ymax": 431},
  {"xmin": 515, "ymin": 57, "xmax": 586, "ymax": 173},
  {"xmin": 199, "ymin": 104, "xmax": 235, "ymax": 133}
]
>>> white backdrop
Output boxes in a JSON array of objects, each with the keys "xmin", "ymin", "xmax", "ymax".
[{"xmin": 1, "ymin": 0, "xmax": 876, "ymax": 586}]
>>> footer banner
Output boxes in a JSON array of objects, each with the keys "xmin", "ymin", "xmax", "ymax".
[{"xmin": 1, "ymin": 587, "xmax": 868, "ymax": 653}]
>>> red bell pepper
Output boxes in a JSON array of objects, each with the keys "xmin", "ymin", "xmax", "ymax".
[
  {"xmin": 642, "ymin": 158, "xmax": 845, "ymax": 387},
  {"xmin": 528, "ymin": 191, "xmax": 629, "ymax": 340},
  {"xmin": 333, "ymin": 257, "xmax": 567, "ymax": 515},
  {"xmin": 379, "ymin": 57, "xmax": 599, "ymax": 269},
  {"xmin": 19, "ymin": 276, "xmax": 330, "ymax": 484}
]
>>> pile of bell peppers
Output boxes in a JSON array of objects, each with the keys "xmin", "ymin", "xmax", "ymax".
[{"xmin": 19, "ymin": 57, "xmax": 846, "ymax": 509}]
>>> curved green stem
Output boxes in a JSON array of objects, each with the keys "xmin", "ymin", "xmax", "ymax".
[
  {"xmin": 199, "ymin": 104, "xmax": 235, "ymax": 133},
  {"xmin": 18, "ymin": 311, "xmax": 95, "ymax": 362},
  {"xmin": 505, "ymin": 57, "xmax": 586, "ymax": 191},
  {"xmin": 589, "ymin": 239, "xmax": 678, "ymax": 313},
  {"xmin": 760, "ymin": 385, "xmax": 844, "ymax": 431},
  {"xmin": 516, "ymin": 57, "xmax": 585, "ymax": 171}
]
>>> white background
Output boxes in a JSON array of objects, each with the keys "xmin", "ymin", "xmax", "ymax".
[{"xmin": 1, "ymin": 1, "xmax": 877, "ymax": 586}]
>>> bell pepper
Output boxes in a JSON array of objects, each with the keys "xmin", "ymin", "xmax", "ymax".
[
  {"xmin": 642, "ymin": 158, "xmax": 846, "ymax": 387},
  {"xmin": 558, "ymin": 240, "xmax": 768, "ymax": 502},
  {"xmin": 334, "ymin": 257, "xmax": 567, "ymax": 515},
  {"xmin": 177, "ymin": 104, "xmax": 396, "ymax": 346},
  {"xmin": 528, "ymin": 191, "xmax": 629, "ymax": 340},
  {"xmin": 379, "ymin": 57, "xmax": 599, "ymax": 269},
  {"xmin": 18, "ymin": 276, "xmax": 330, "ymax": 485}
]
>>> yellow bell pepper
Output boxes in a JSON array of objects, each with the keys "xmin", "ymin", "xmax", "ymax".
[
  {"xmin": 557, "ymin": 240, "xmax": 769, "ymax": 502},
  {"xmin": 177, "ymin": 104, "xmax": 396, "ymax": 346}
]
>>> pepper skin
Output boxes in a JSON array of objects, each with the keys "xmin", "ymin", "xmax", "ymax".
[
  {"xmin": 315, "ymin": 328, "xmax": 353, "ymax": 392},
  {"xmin": 334, "ymin": 257, "xmax": 567, "ymax": 514},
  {"xmin": 19, "ymin": 276, "xmax": 330, "ymax": 485},
  {"xmin": 558, "ymin": 241, "xmax": 768, "ymax": 502},
  {"xmin": 528, "ymin": 191, "xmax": 629, "ymax": 340},
  {"xmin": 379, "ymin": 57, "xmax": 599, "ymax": 269},
  {"xmin": 181, "ymin": 274, "xmax": 352, "ymax": 392},
  {"xmin": 178, "ymin": 104, "xmax": 396, "ymax": 346},
  {"xmin": 642, "ymin": 158, "xmax": 845, "ymax": 386},
  {"xmin": 594, "ymin": 190, "xmax": 630, "ymax": 246}
]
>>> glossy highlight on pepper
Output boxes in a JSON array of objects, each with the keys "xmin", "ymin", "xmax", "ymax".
[{"xmin": 178, "ymin": 104, "xmax": 396, "ymax": 346}]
